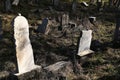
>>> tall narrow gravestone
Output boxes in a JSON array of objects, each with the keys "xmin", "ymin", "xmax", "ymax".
[
  {"xmin": 60, "ymin": 13, "xmax": 69, "ymax": 28},
  {"xmin": 14, "ymin": 15, "xmax": 40, "ymax": 75},
  {"xmin": 77, "ymin": 30, "xmax": 94, "ymax": 56}
]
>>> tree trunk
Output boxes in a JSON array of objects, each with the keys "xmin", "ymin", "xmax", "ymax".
[{"xmin": 109, "ymin": 0, "xmax": 120, "ymax": 7}]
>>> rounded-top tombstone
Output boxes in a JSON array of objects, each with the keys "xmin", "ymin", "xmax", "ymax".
[{"xmin": 13, "ymin": 14, "xmax": 40, "ymax": 75}]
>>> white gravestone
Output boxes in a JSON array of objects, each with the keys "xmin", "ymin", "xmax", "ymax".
[
  {"xmin": 77, "ymin": 30, "xmax": 94, "ymax": 57},
  {"xmin": 61, "ymin": 14, "xmax": 69, "ymax": 27},
  {"xmin": 14, "ymin": 15, "xmax": 40, "ymax": 75},
  {"xmin": 82, "ymin": 1, "xmax": 89, "ymax": 7},
  {"xmin": 12, "ymin": 0, "xmax": 19, "ymax": 6}
]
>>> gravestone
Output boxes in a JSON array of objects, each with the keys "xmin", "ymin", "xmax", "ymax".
[
  {"xmin": 77, "ymin": 30, "xmax": 94, "ymax": 56},
  {"xmin": 12, "ymin": 0, "xmax": 19, "ymax": 6},
  {"xmin": 13, "ymin": 15, "xmax": 40, "ymax": 75},
  {"xmin": 89, "ymin": 16, "xmax": 96, "ymax": 24},
  {"xmin": 82, "ymin": 1, "xmax": 89, "ymax": 7},
  {"xmin": 0, "ymin": 17, "xmax": 2, "ymax": 39},
  {"xmin": 36, "ymin": 18, "xmax": 50, "ymax": 34},
  {"xmin": 60, "ymin": 13, "xmax": 69, "ymax": 29},
  {"xmin": 5, "ymin": 0, "xmax": 12, "ymax": 12}
]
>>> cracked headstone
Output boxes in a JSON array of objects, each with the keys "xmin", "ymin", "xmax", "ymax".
[
  {"xmin": 36, "ymin": 18, "xmax": 50, "ymax": 34},
  {"xmin": 12, "ymin": 0, "xmax": 19, "ymax": 6},
  {"xmin": 77, "ymin": 30, "xmax": 94, "ymax": 56},
  {"xmin": 13, "ymin": 14, "xmax": 41, "ymax": 75}
]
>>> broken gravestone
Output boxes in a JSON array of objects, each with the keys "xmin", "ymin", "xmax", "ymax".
[
  {"xmin": 12, "ymin": 0, "xmax": 19, "ymax": 6},
  {"xmin": 36, "ymin": 18, "xmax": 50, "ymax": 34},
  {"xmin": 0, "ymin": 17, "xmax": 2, "ymax": 39},
  {"xmin": 77, "ymin": 30, "xmax": 94, "ymax": 56},
  {"xmin": 5, "ymin": 0, "xmax": 12, "ymax": 12},
  {"xmin": 13, "ymin": 14, "xmax": 41, "ymax": 75}
]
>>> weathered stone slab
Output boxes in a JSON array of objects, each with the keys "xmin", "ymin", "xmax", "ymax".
[
  {"xmin": 13, "ymin": 14, "xmax": 40, "ymax": 75},
  {"xmin": 77, "ymin": 30, "xmax": 94, "ymax": 56},
  {"xmin": 0, "ymin": 61, "xmax": 90, "ymax": 80},
  {"xmin": 44, "ymin": 61, "xmax": 68, "ymax": 72}
]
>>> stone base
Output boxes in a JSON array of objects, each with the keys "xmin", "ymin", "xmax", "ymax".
[
  {"xmin": 15, "ymin": 65, "xmax": 41, "ymax": 76},
  {"xmin": 77, "ymin": 50, "xmax": 94, "ymax": 57}
]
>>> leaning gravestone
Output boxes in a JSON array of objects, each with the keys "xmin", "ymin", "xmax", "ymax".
[
  {"xmin": 5, "ymin": 0, "xmax": 12, "ymax": 12},
  {"xmin": 77, "ymin": 30, "xmax": 94, "ymax": 56},
  {"xmin": 12, "ymin": 0, "xmax": 19, "ymax": 6},
  {"xmin": 13, "ymin": 14, "xmax": 40, "ymax": 75},
  {"xmin": 82, "ymin": 1, "xmax": 89, "ymax": 7},
  {"xmin": 36, "ymin": 18, "xmax": 50, "ymax": 34}
]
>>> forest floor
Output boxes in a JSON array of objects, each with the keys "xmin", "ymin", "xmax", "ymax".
[{"xmin": 0, "ymin": 1, "xmax": 120, "ymax": 80}]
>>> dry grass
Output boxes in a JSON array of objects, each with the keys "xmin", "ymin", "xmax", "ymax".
[{"xmin": 0, "ymin": 1, "xmax": 120, "ymax": 80}]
